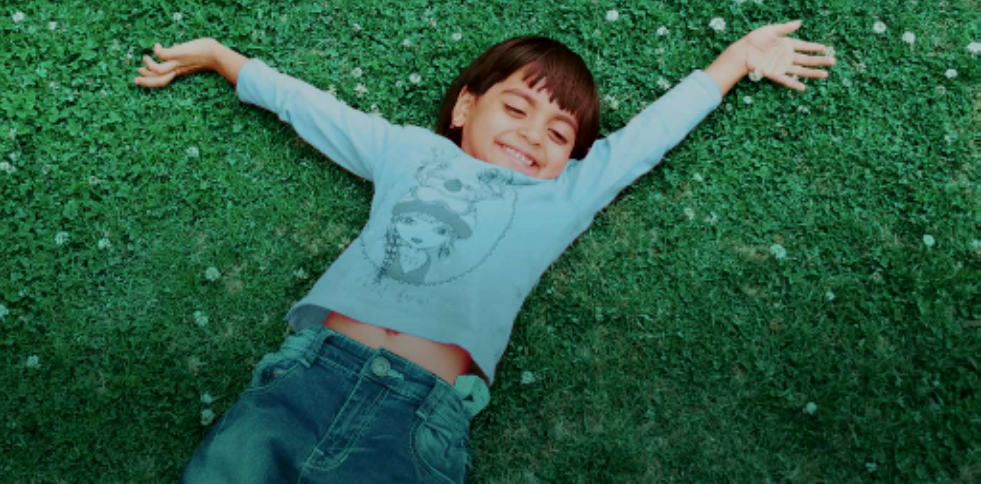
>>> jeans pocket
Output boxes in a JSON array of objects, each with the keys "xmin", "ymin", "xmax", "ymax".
[
  {"xmin": 411, "ymin": 413, "xmax": 469, "ymax": 484},
  {"xmin": 244, "ymin": 333, "xmax": 311, "ymax": 394}
]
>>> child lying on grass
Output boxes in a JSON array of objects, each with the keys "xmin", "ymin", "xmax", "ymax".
[{"xmin": 136, "ymin": 19, "xmax": 834, "ymax": 483}]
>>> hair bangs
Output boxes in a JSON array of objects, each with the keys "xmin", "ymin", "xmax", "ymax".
[{"xmin": 521, "ymin": 54, "xmax": 594, "ymax": 124}]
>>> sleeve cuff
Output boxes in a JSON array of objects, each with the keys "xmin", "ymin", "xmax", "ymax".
[{"xmin": 689, "ymin": 69, "xmax": 724, "ymax": 109}]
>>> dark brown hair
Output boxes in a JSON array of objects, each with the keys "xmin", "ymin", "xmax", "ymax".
[{"xmin": 435, "ymin": 36, "xmax": 600, "ymax": 160}]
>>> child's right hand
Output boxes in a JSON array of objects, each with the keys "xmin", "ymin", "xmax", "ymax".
[{"xmin": 134, "ymin": 38, "xmax": 219, "ymax": 88}]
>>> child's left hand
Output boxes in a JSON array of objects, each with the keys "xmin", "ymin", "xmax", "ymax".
[{"xmin": 740, "ymin": 20, "xmax": 836, "ymax": 91}]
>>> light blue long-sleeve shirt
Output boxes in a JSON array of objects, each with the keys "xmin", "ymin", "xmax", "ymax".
[{"xmin": 236, "ymin": 59, "xmax": 722, "ymax": 386}]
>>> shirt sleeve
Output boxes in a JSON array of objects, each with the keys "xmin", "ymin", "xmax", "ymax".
[
  {"xmin": 562, "ymin": 69, "xmax": 722, "ymax": 216},
  {"xmin": 235, "ymin": 58, "xmax": 399, "ymax": 182}
]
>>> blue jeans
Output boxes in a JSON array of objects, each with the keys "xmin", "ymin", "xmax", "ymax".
[{"xmin": 180, "ymin": 325, "xmax": 491, "ymax": 483}]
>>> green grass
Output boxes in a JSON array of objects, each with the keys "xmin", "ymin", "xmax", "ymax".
[{"xmin": 1, "ymin": 0, "xmax": 978, "ymax": 482}]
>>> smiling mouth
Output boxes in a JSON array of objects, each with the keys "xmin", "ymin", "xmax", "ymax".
[{"xmin": 497, "ymin": 143, "xmax": 539, "ymax": 170}]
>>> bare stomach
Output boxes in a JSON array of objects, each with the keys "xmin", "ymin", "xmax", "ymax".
[{"xmin": 323, "ymin": 311, "xmax": 474, "ymax": 386}]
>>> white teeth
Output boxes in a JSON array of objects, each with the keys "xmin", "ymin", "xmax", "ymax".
[{"xmin": 502, "ymin": 145, "xmax": 534, "ymax": 167}]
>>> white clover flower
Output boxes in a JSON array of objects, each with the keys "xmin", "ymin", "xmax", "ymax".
[
  {"xmin": 769, "ymin": 243, "xmax": 787, "ymax": 259},
  {"xmin": 743, "ymin": 95, "xmax": 753, "ymax": 105},
  {"xmin": 200, "ymin": 392, "xmax": 214, "ymax": 405},
  {"xmin": 945, "ymin": 69, "xmax": 957, "ymax": 79},
  {"xmin": 606, "ymin": 10, "xmax": 619, "ymax": 22},
  {"xmin": 98, "ymin": 238, "xmax": 112, "ymax": 250},
  {"xmin": 173, "ymin": 12, "xmax": 183, "ymax": 22},
  {"xmin": 603, "ymin": 94, "xmax": 619, "ymax": 111},
  {"xmin": 866, "ymin": 462, "xmax": 877, "ymax": 473},
  {"xmin": 693, "ymin": 173, "xmax": 703, "ymax": 182},
  {"xmin": 520, "ymin": 371, "xmax": 535, "ymax": 385},
  {"xmin": 89, "ymin": 175, "xmax": 100, "ymax": 185},
  {"xmin": 351, "ymin": 67, "xmax": 363, "ymax": 78},
  {"xmin": 0, "ymin": 162, "xmax": 13, "ymax": 174},
  {"xmin": 409, "ymin": 73, "xmax": 422, "ymax": 85},
  {"xmin": 200, "ymin": 408, "xmax": 216, "ymax": 425},
  {"xmin": 186, "ymin": 146, "xmax": 199, "ymax": 158},
  {"xmin": 193, "ymin": 310, "xmax": 209, "ymax": 327},
  {"xmin": 205, "ymin": 266, "xmax": 221, "ymax": 281},
  {"xmin": 797, "ymin": 105, "xmax": 810, "ymax": 114},
  {"xmin": 657, "ymin": 77, "xmax": 672, "ymax": 90},
  {"xmin": 969, "ymin": 42, "xmax": 981, "ymax": 54},
  {"xmin": 48, "ymin": 21, "xmax": 57, "ymax": 30},
  {"xmin": 804, "ymin": 402, "xmax": 818, "ymax": 414},
  {"xmin": 402, "ymin": 38, "xmax": 412, "ymax": 48},
  {"xmin": 825, "ymin": 290, "xmax": 835, "ymax": 301},
  {"xmin": 55, "ymin": 231, "xmax": 70, "ymax": 246},
  {"xmin": 13, "ymin": 12, "xmax": 25, "ymax": 23},
  {"xmin": 26, "ymin": 355, "xmax": 40, "ymax": 369},
  {"xmin": 703, "ymin": 211, "xmax": 718, "ymax": 225},
  {"xmin": 902, "ymin": 31, "xmax": 915, "ymax": 45},
  {"xmin": 842, "ymin": 78, "xmax": 852, "ymax": 88},
  {"xmin": 683, "ymin": 207, "xmax": 695, "ymax": 220},
  {"xmin": 0, "ymin": 304, "xmax": 7, "ymax": 319},
  {"xmin": 293, "ymin": 268, "xmax": 308, "ymax": 280},
  {"xmin": 354, "ymin": 83, "xmax": 368, "ymax": 97},
  {"xmin": 452, "ymin": 32, "xmax": 462, "ymax": 42},
  {"xmin": 873, "ymin": 21, "xmax": 886, "ymax": 34},
  {"xmin": 352, "ymin": 23, "xmax": 361, "ymax": 32},
  {"xmin": 395, "ymin": 80, "xmax": 403, "ymax": 88},
  {"xmin": 657, "ymin": 26, "xmax": 669, "ymax": 36},
  {"xmin": 923, "ymin": 234, "xmax": 935, "ymax": 247},
  {"xmin": 709, "ymin": 18, "xmax": 726, "ymax": 32},
  {"xmin": 936, "ymin": 85, "xmax": 946, "ymax": 96}
]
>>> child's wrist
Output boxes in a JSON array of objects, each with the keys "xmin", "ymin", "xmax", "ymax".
[
  {"xmin": 206, "ymin": 38, "xmax": 222, "ymax": 71},
  {"xmin": 724, "ymin": 40, "xmax": 751, "ymax": 79}
]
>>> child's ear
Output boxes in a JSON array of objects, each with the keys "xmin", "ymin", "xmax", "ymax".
[{"xmin": 452, "ymin": 88, "xmax": 476, "ymax": 128}]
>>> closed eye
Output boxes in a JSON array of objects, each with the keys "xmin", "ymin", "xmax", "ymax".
[
  {"xmin": 505, "ymin": 105, "xmax": 525, "ymax": 116},
  {"xmin": 550, "ymin": 130, "xmax": 568, "ymax": 144}
]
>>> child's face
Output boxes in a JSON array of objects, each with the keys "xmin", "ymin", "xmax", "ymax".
[{"xmin": 452, "ymin": 68, "xmax": 578, "ymax": 180}]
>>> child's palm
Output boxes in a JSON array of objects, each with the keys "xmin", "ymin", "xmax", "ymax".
[{"xmin": 743, "ymin": 20, "xmax": 835, "ymax": 91}]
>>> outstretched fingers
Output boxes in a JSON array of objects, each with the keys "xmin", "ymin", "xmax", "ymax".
[
  {"xmin": 143, "ymin": 55, "xmax": 179, "ymax": 75},
  {"xmin": 135, "ymin": 70, "xmax": 177, "ymax": 88},
  {"xmin": 792, "ymin": 39, "xmax": 829, "ymax": 53},
  {"xmin": 794, "ymin": 53, "xmax": 837, "ymax": 67},
  {"xmin": 788, "ymin": 66, "xmax": 829, "ymax": 79},
  {"xmin": 772, "ymin": 73, "xmax": 807, "ymax": 91}
]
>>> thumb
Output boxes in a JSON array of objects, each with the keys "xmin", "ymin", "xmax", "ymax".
[
  {"xmin": 778, "ymin": 19, "xmax": 803, "ymax": 35},
  {"xmin": 154, "ymin": 43, "xmax": 171, "ymax": 60}
]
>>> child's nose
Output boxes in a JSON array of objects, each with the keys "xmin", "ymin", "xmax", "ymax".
[{"xmin": 519, "ymin": 124, "xmax": 544, "ymax": 145}]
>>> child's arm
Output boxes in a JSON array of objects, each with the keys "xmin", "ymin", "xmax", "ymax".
[
  {"xmin": 563, "ymin": 20, "xmax": 834, "ymax": 216},
  {"xmin": 135, "ymin": 39, "xmax": 400, "ymax": 182}
]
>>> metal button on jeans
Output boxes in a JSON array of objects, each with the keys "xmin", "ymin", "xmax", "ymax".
[{"xmin": 371, "ymin": 357, "xmax": 391, "ymax": 377}]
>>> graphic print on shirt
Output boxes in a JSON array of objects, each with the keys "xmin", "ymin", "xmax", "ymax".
[{"xmin": 359, "ymin": 149, "xmax": 520, "ymax": 289}]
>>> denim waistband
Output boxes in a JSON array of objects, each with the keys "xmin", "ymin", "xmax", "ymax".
[{"xmin": 282, "ymin": 325, "xmax": 490, "ymax": 432}]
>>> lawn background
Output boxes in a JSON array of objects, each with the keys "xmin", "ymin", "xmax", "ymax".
[{"xmin": 1, "ymin": 0, "xmax": 978, "ymax": 482}]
